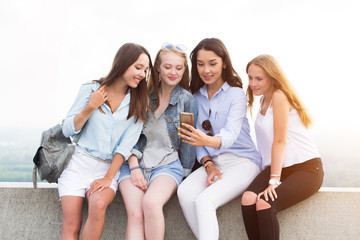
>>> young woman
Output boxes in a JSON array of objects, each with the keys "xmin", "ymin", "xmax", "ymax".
[
  {"xmin": 58, "ymin": 43, "xmax": 154, "ymax": 240},
  {"xmin": 118, "ymin": 43, "xmax": 197, "ymax": 240},
  {"xmin": 177, "ymin": 38, "xmax": 261, "ymax": 240},
  {"xmin": 241, "ymin": 54, "xmax": 324, "ymax": 240}
]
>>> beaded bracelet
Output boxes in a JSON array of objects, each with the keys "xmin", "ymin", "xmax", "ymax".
[{"xmin": 130, "ymin": 166, "xmax": 140, "ymax": 171}]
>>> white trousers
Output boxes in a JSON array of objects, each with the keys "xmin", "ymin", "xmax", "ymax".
[{"xmin": 177, "ymin": 153, "xmax": 260, "ymax": 240}]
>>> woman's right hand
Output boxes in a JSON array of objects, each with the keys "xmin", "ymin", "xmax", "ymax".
[
  {"xmin": 131, "ymin": 168, "xmax": 148, "ymax": 191},
  {"xmin": 88, "ymin": 85, "xmax": 108, "ymax": 110},
  {"xmin": 205, "ymin": 165, "xmax": 222, "ymax": 186}
]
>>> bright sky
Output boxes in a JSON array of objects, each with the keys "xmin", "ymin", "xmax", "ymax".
[{"xmin": 1, "ymin": 0, "xmax": 359, "ymax": 159}]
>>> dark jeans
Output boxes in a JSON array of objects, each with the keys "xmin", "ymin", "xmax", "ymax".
[{"xmin": 242, "ymin": 158, "xmax": 324, "ymax": 240}]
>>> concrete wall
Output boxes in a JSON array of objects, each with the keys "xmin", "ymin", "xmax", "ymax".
[{"xmin": 0, "ymin": 183, "xmax": 359, "ymax": 240}]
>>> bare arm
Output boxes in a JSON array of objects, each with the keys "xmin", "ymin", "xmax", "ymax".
[
  {"xmin": 258, "ymin": 90, "xmax": 290, "ymax": 201},
  {"xmin": 88, "ymin": 153, "xmax": 124, "ymax": 196}
]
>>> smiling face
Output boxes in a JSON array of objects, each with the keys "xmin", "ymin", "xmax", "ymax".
[
  {"xmin": 158, "ymin": 51, "xmax": 186, "ymax": 88},
  {"xmin": 196, "ymin": 49, "xmax": 225, "ymax": 88},
  {"xmin": 122, "ymin": 53, "xmax": 150, "ymax": 88},
  {"xmin": 247, "ymin": 63, "xmax": 274, "ymax": 96}
]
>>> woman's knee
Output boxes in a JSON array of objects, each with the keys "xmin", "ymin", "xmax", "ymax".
[
  {"xmin": 142, "ymin": 197, "xmax": 162, "ymax": 216},
  {"xmin": 62, "ymin": 218, "xmax": 82, "ymax": 235},
  {"xmin": 127, "ymin": 208, "xmax": 144, "ymax": 224},
  {"xmin": 177, "ymin": 182, "xmax": 187, "ymax": 200},
  {"xmin": 177, "ymin": 183, "xmax": 193, "ymax": 205},
  {"xmin": 89, "ymin": 198, "xmax": 108, "ymax": 216},
  {"xmin": 241, "ymin": 191, "xmax": 257, "ymax": 206},
  {"xmin": 256, "ymin": 199, "xmax": 271, "ymax": 211}
]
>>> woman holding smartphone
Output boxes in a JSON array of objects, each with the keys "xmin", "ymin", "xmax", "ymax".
[
  {"xmin": 118, "ymin": 43, "xmax": 197, "ymax": 240},
  {"xmin": 241, "ymin": 54, "xmax": 323, "ymax": 240},
  {"xmin": 177, "ymin": 38, "xmax": 261, "ymax": 240}
]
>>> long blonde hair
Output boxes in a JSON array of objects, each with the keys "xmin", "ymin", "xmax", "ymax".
[{"xmin": 246, "ymin": 54, "xmax": 312, "ymax": 128}]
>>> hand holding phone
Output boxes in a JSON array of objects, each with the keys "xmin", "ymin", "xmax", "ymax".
[{"xmin": 180, "ymin": 112, "xmax": 194, "ymax": 137}]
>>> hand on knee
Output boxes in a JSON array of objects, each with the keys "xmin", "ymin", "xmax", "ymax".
[
  {"xmin": 256, "ymin": 199, "xmax": 271, "ymax": 211},
  {"xmin": 241, "ymin": 191, "xmax": 257, "ymax": 206}
]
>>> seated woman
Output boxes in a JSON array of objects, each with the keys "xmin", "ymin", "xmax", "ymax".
[
  {"xmin": 241, "ymin": 54, "xmax": 324, "ymax": 240},
  {"xmin": 177, "ymin": 38, "xmax": 261, "ymax": 240},
  {"xmin": 58, "ymin": 43, "xmax": 153, "ymax": 240},
  {"xmin": 118, "ymin": 43, "xmax": 197, "ymax": 240}
]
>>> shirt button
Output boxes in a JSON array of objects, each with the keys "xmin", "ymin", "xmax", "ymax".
[
  {"xmin": 168, "ymin": 119, "xmax": 172, "ymax": 123},
  {"xmin": 171, "ymin": 134, "xmax": 175, "ymax": 138}
]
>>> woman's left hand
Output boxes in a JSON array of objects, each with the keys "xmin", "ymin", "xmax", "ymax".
[
  {"xmin": 88, "ymin": 177, "xmax": 112, "ymax": 197},
  {"xmin": 257, "ymin": 184, "xmax": 279, "ymax": 202},
  {"xmin": 178, "ymin": 123, "xmax": 210, "ymax": 147}
]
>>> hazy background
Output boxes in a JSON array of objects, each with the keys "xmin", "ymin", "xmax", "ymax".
[{"xmin": 0, "ymin": 0, "xmax": 359, "ymax": 186}]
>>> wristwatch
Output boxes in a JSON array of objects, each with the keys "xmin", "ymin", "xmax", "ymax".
[{"xmin": 269, "ymin": 178, "xmax": 281, "ymax": 186}]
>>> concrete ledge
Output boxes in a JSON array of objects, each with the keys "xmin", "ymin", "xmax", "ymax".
[{"xmin": 0, "ymin": 183, "xmax": 359, "ymax": 239}]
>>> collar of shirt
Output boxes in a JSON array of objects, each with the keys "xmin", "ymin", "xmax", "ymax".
[
  {"xmin": 92, "ymin": 82, "xmax": 131, "ymax": 114},
  {"xmin": 199, "ymin": 81, "xmax": 230, "ymax": 99}
]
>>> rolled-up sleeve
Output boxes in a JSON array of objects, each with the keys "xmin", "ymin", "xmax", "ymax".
[
  {"xmin": 62, "ymin": 84, "xmax": 94, "ymax": 138},
  {"xmin": 114, "ymin": 119, "xmax": 144, "ymax": 161},
  {"xmin": 196, "ymin": 146, "xmax": 211, "ymax": 163}
]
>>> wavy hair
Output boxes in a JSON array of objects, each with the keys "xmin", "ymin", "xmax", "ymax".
[
  {"xmin": 189, "ymin": 38, "xmax": 242, "ymax": 94},
  {"xmin": 95, "ymin": 43, "xmax": 155, "ymax": 123},
  {"xmin": 246, "ymin": 54, "xmax": 312, "ymax": 128}
]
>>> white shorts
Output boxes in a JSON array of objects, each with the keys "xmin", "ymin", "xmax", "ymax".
[{"xmin": 58, "ymin": 146, "xmax": 120, "ymax": 198}]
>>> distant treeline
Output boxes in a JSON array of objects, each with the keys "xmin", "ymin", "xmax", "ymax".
[{"xmin": 1, "ymin": 145, "xmax": 359, "ymax": 187}]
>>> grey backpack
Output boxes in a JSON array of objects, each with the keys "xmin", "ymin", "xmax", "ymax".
[{"xmin": 32, "ymin": 123, "xmax": 82, "ymax": 188}]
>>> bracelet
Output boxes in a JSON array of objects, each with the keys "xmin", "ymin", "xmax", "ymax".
[
  {"xmin": 269, "ymin": 178, "xmax": 281, "ymax": 185},
  {"xmin": 270, "ymin": 174, "xmax": 281, "ymax": 178},
  {"xmin": 130, "ymin": 166, "xmax": 140, "ymax": 171},
  {"xmin": 205, "ymin": 164, "xmax": 214, "ymax": 171},
  {"xmin": 203, "ymin": 159, "xmax": 213, "ymax": 166}
]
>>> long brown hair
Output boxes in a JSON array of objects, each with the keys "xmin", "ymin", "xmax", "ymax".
[
  {"xmin": 95, "ymin": 43, "xmax": 155, "ymax": 123},
  {"xmin": 246, "ymin": 54, "xmax": 312, "ymax": 128},
  {"xmin": 190, "ymin": 38, "xmax": 242, "ymax": 94},
  {"xmin": 148, "ymin": 45, "xmax": 190, "ymax": 110}
]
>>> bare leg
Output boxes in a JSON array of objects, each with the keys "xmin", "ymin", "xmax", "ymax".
[
  {"xmin": 119, "ymin": 178, "xmax": 146, "ymax": 240},
  {"xmin": 81, "ymin": 188, "xmax": 115, "ymax": 240},
  {"xmin": 61, "ymin": 196, "xmax": 84, "ymax": 240},
  {"xmin": 143, "ymin": 175, "xmax": 177, "ymax": 240}
]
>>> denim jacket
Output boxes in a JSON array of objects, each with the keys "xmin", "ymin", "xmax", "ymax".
[{"xmin": 131, "ymin": 84, "xmax": 198, "ymax": 176}]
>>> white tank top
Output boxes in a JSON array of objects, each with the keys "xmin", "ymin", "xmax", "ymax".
[{"xmin": 255, "ymin": 105, "xmax": 320, "ymax": 170}]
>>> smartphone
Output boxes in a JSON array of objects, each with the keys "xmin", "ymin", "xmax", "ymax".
[{"xmin": 180, "ymin": 112, "xmax": 194, "ymax": 137}]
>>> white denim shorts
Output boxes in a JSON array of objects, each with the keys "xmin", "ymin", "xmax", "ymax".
[{"xmin": 58, "ymin": 146, "xmax": 120, "ymax": 198}]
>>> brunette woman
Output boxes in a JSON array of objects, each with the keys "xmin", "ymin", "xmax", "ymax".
[
  {"xmin": 177, "ymin": 38, "xmax": 261, "ymax": 240},
  {"xmin": 58, "ymin": 43, "xmax": 155, "ymax": 240}
]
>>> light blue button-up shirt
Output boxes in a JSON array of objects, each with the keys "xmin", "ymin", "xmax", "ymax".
[
  {"xmin": 193, "ymin": 82, "xmax": 261, "ymax": 167},
  {"xmin": 62, "ymin": 82, "xmax": 143, "ymax": 162}
]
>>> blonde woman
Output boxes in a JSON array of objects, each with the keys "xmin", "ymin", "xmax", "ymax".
[
  {"xmin": 118, "ymin": 43, "xmax": 197, "ymax": 240},
  {"xmin": 241, "ymin": 54, "xmax": 324, "ymax": 240}
]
